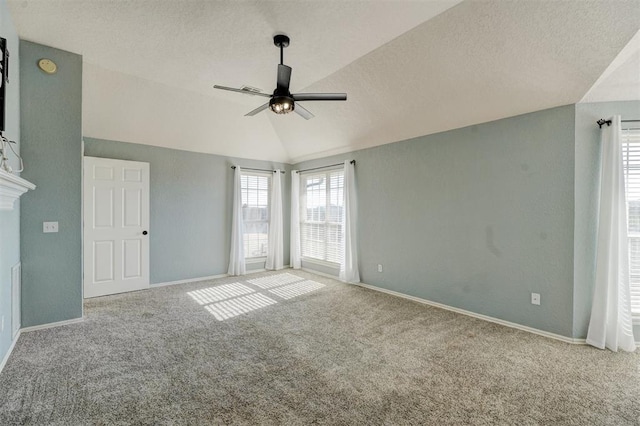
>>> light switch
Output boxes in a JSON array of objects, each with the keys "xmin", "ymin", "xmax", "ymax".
[{"xmin": 43, "ymin": 221, "xmax": 59, "ymax": 233}]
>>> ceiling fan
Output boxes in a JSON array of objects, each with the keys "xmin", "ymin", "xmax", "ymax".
[{"xmin": 213, "ymin": 34, "xmax": 347, "ymax": 120}]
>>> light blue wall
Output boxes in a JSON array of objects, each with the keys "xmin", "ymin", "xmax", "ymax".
[
  {"xmin": 84, "ymin": 138, "xmax": 291, "ymax": 283},
  {"xmin": 6, "ymin": 37, "xmax": 636, "ymax": 344},
  {"xmin": 295, "ymin": 105, "xmax": 577, "ymax": 338},
  {"xmin": 19, "ymin": 41, "xmax": 83, "ymax": 327},
  {"xmin": 574, "ymin": 101, "xmax": 640, "ymax": 340},
  {"xmin": 0, "ymin": 0, "xmax": 21, "ymax": 362}
]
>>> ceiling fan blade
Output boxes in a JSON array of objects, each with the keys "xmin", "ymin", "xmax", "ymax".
[
  {"xmin": 245, "ymin": 102, "xmax": 270, "ymax": 116},
  {"xmin": 277, "ymin": 65, "xmax": 292, "ymax": 91},
  {"xmin": 292, "ymin": 93, "xmax": 347, "ymax": 101},
  {"xmin": 294, "ymin": 103, "xmax": 315, "ymax": 120},
  {"xmin": 213, "ymin": 85, "xmax": 271, "ymax": 98}
]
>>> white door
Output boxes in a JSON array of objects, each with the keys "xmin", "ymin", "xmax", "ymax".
[{"xmin": 83, "ymin": 157, "xmax": 150, "ymax": 298}]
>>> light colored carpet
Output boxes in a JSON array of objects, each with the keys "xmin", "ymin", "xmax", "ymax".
[{"xmin": 0, "ymin": 270, "xmax": 639, "ymax": 425}]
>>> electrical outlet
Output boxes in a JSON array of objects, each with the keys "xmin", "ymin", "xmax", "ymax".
[
  {"xmin": 531, "ymin": 293, "xmax": 541, "ymax": 306},
  {"xmin": 43, "ymin": 221, "xmax": 59, "ymax": 233},
  {"xmin": 377, "ymin": 264, "xmax": 383, "ymax": 273}
]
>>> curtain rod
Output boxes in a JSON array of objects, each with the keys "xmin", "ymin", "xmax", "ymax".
[
  {"xmin": 230, "ymin": 166, "xmax": 285, "ymax": 174},
  {"xmin": 296, "ymin": 160, "xmax": 356, "ymax": 174},
  {"xmin": 597, "ymin": 119, "xmax": 640, "ymax": 128}
]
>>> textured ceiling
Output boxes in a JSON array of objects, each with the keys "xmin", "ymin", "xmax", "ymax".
[
  {"xmin": 581, "ymin": 30, "xmax": 640, "ymax": 104},
  {"xmin": 274, "ymin": 0, "xmax": 640, "ymax": 162},
  {"xmin": 7, "ymin": 0, "xmax": 640, "ymax": 163}
]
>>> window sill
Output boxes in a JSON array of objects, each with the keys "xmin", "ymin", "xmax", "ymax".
[
  {"xmin": 633, "ymin": 316, "xmax": 640, "ymax": 326},
  {"xmin": 245, "ymin": 257, "xmax": 267, "ymax": 264},
  {"xmin": 301, "ymin": 257, "xmax": 340, "ymax": 269}
]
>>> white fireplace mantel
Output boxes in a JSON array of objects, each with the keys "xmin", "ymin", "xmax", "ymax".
[{"xmin": 0, "ymin": 169, "xmax": 36, "ymax": 210}]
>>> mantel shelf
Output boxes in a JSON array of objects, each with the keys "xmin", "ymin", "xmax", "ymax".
[{"xmin": 0, "ymin": 169, "xmax": 36, "ymax": 210}]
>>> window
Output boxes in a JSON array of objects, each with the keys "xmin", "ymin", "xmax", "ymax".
[
  {"xmin": 241, "ymin": 173, "xmax": 270, "ymax": 258},
  {"xmin": 300, "ymin": 169, "xmax": 344, "ymax": 264},
  {"xmin": 622, "ymin": 127, "xmax": 640, "ymax": 318}
]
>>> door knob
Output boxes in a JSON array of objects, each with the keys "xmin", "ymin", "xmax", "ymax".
[{"xmin": 142, "ymin": 230, "xmax": 148, "ymax": 235}]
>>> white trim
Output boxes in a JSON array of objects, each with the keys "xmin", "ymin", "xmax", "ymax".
[
  {"xmin": 240, "ymin": 170, "xmax": 273, "ymax": 178},
  {"xmin": 302, "ymin": 257, "xmax": 340, "ymax": 269},
  {"xmin": 301, "ymin": 267, "xmax": 338, "ymax": 280},
  {"xmin": 20, "ymin": 317, "xmax": 84, "ymax": 333},
  {"xmin": 298, "ymin": 165, "xmax": 344, "ymax": 176},
  {"xmin": 11, "ymin": 262, "xmax": 21, "ymax": 339},
  {"xmin": 0, "ymin": 330, "xmax": 21, "ymax": 375},
  {"xmin": 80, "ymin": 141, "xmax": 85, "ymax": 317},
  {"xmin": 246, "ymin": 264, "xmax": 291, "ymax": 275},
  {"xmin": 151, "ymin": 274, "xmax": 228, "ymax": 288},
  {"xmin": 245, "ymin": 257, "xmax": 266, "ymax": 264},
  {"xmin": 0, "ymin": 169, "xmax": 36, "ymax": 210},
  {"xmin": 245, "ymin": 266, "xmax": 288, "ymax": 275},
  {"xmin": 354, "ymin": 282, "xmax": 587, "ymax": 345},
  {"xmin": 150, "ymin": 266, "xmax": 292, "ymax": 288}
]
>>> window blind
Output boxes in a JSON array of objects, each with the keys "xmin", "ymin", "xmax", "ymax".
[
  {"xmin": 622, "ymin": 127, "xmax": 640, "ymax": 316},
  {"xmin": 300, "ymin": 170, "xmax": 344, "ymax": 264},
  {"xmin": 241, "ymin": 173, "xmax": 270, "ymax": 258}
]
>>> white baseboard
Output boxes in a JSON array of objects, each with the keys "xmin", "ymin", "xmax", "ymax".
[
  {"xmin": 151, "ymin": 274, "xmax": 228, "ymax": 288},
  {"xmin": 20, "ymin": 317, "xmax": 84, "ymax": 333},
  {"xmin": 354, "ymin": 282, "xmax": 586, "ymax": 346},
  {"xmin": 0, "ymin": 330, "xmax": 21, "ymax": 375}
]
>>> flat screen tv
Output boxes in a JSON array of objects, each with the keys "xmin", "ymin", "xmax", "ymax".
[{"xmin": 0, "ymin": 37, "xmax": 8, "ymax": 132}]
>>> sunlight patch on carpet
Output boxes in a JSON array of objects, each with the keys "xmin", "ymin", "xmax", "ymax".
[
  {"xmin": 187, "ymin": 283, "xmax": 254, "ymax": 305},
  {"xmin": 247, "ymin": 273, "xmax": 304, "ymax": 289},
  {"xmin": 204, "ymin": 293, "xmax": 278, "ymax": 321},
  {"xmin": 268, "ymin": 280, "xmax": 325, "ymax": 300}
]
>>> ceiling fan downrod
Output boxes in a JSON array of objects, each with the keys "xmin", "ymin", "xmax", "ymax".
[{"xmin": 273, "ymin": 34, "xmax": 290, "ymax": 65}]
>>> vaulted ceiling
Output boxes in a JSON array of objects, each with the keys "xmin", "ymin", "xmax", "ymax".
[{"xmin": 7, "ymin": 0, "xmax": 640, "ymax": 163}]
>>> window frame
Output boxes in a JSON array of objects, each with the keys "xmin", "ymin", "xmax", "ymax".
[
  {"xmin": 240, "ymin": 171, "xmax": 271, "ymax": 260},
  {"xmin": 299, "ymin": 167, "xmax": 345, "ymax": 266},
  {"xmin": 621, "ymin": 126, "xmax": 640, "ymax": 324}
]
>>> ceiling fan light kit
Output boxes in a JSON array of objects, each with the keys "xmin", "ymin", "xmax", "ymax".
[
  {"xmin": 270, "ymin": 95, "xmax": 294, "ymax": 114},
  {"xmin": 214, "ymin": 34, "xmax": 346, "ymax": 120}
]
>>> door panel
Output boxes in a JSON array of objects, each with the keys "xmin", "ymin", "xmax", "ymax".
[
  {"xmin": 94, "ymin": 187, "xmax": 114, "ymax": 227},
  {"xmin": 123, "ymin": 188, "xmax": 141, "ymax": 227},
  {"xmin": 123, "ymin": 168, "xmax": 142, "ymax": 182},
  {"xmin": 123, "ymin": 239, "xmax": 142, "ymax": 279},
  {"xmin": 84, "ymin": 157, "xmax": 150, "ymax": 298},
  {"xmin": 94, "ymin": 165, "xmax": 114, "ymax": 180},
  {"xmin": 94, "ymin": 241, "xmax": 114, "ymax": 282}
]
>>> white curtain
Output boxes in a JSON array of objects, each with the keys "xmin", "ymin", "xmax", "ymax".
[
  {"xmin": 266, "ymin": 170, "xmax": 284, "ymax": 270},
  {"xmin": 290, "ymin": 170, "xmax": 301, "ymax": 269},
  {"xmin": 228, "ymin": 166, "xmax": 246, "ymax": 276},
  {"xmin": 586, "ymin": 116, "xmax": 636, "ymax": 352},
  {"xmin": 339, "ymin": 160, "xmax": 360, "ymax": 283}
]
